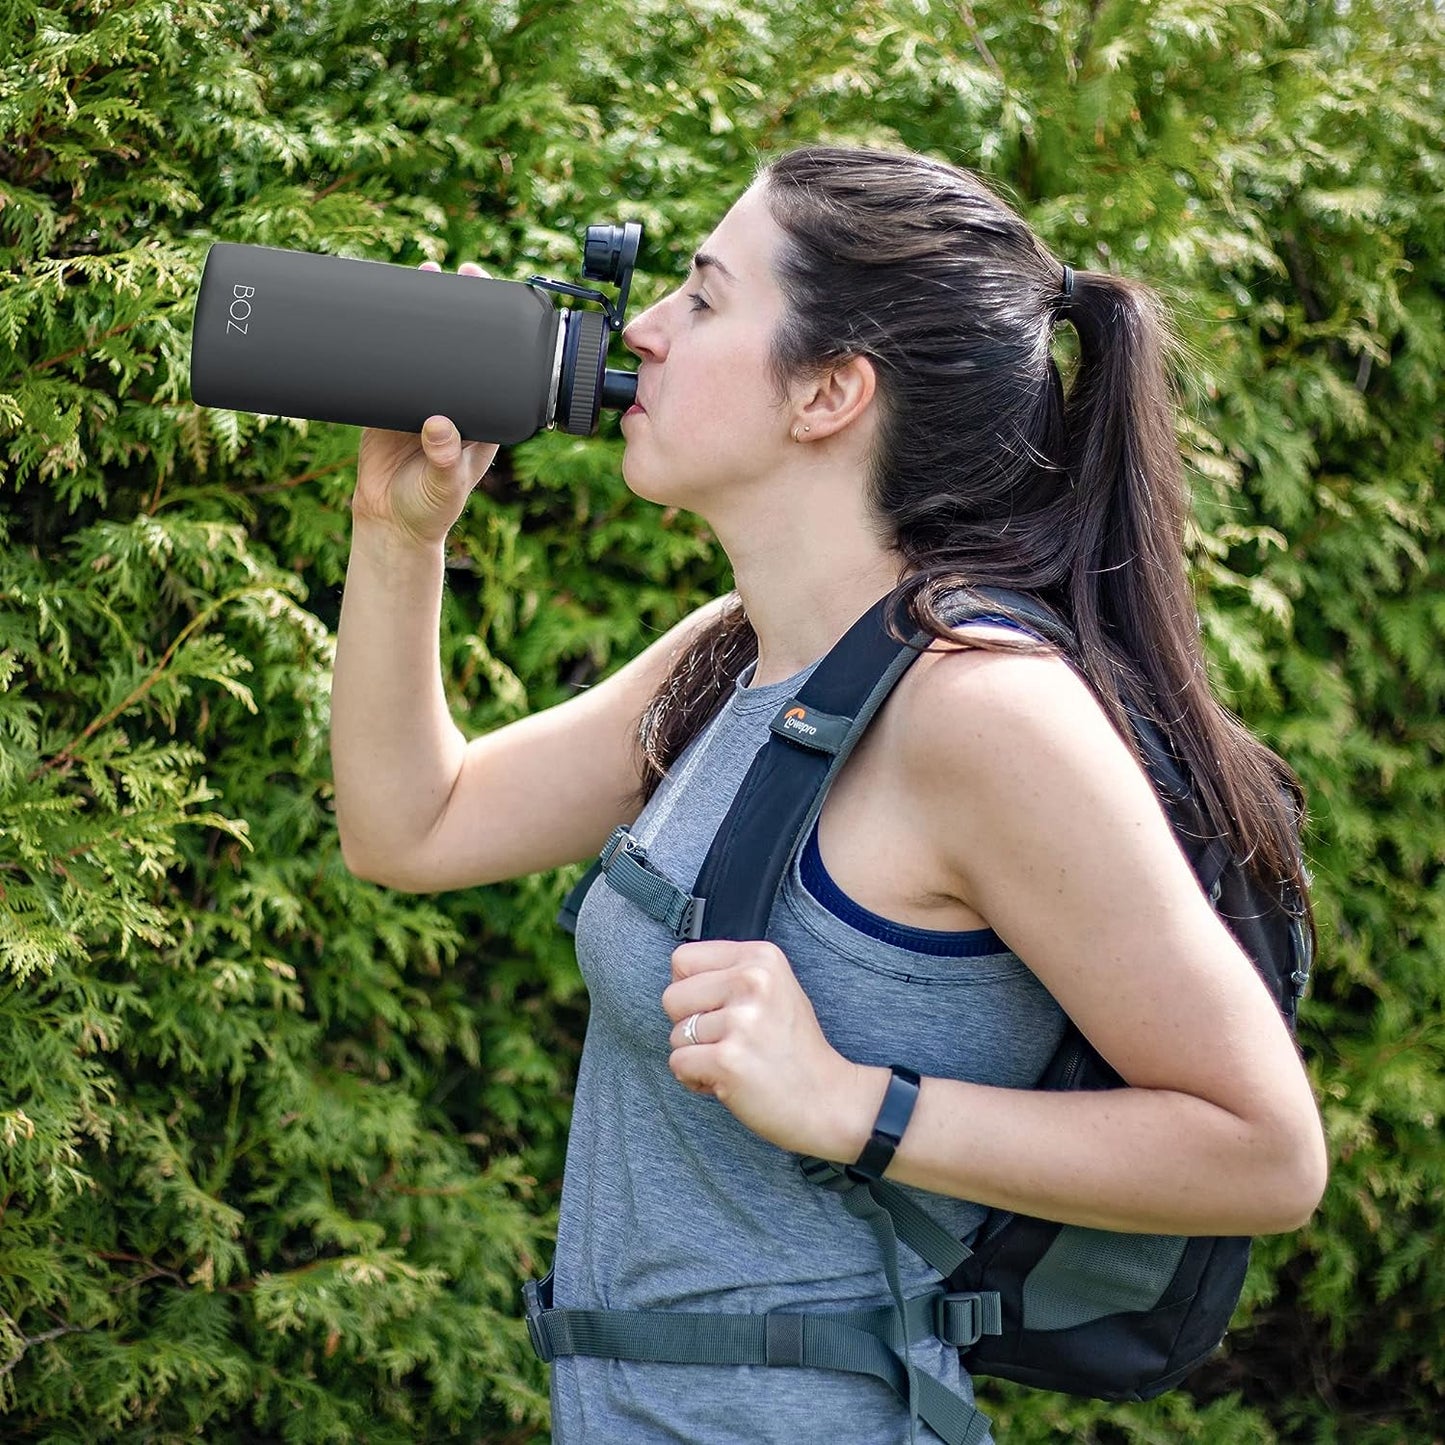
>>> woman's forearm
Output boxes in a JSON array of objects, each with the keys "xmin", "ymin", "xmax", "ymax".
[
  {"xmin": 832, "ymin": 1064, "xmax": 1326, "ymax": 1237},
  {"xmin": 330, "ymin": 520, "xmax": 466, "ymax": 881}
]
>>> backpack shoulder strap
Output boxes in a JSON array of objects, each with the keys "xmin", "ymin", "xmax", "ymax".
[
  {"xmin": 558, "ymin": 584, "xmax": 1236, "ymax": 945},
  {"xmin": 689, "ymin": 586, "xmax": 932, "ymax": 940},
  {"xmin": 561, "ymin": 585, "xmax": 1083, "ymax": 941}
]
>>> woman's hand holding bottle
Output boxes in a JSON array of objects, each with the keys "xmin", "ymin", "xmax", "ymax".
[{"xmin": 352, "ymin": 260, "xmax": 500, "ymax": 547}]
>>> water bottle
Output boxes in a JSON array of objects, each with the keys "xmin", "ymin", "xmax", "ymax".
[{"xmin": 189, "ymin": 223, "xmax": 642, "ymax": 445}]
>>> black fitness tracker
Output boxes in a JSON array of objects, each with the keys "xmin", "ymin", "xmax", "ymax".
[{"xmin": 851, "ymin": 1065, "xmax": 922, "ymax": 1180}]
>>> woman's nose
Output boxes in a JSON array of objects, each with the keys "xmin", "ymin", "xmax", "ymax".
[{"xmin": 622, "ymin": 296, "xmax": 668, "ymax": 361}]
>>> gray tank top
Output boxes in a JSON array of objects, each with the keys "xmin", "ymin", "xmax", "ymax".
[{"xmin": 550, "ymin": 636, "xmax": 1068, "ymax": 1443}]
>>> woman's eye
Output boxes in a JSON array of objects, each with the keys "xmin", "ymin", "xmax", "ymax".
[{"xmin": 687, "ymin": 292, "xmax": 711, "ymax": 313}]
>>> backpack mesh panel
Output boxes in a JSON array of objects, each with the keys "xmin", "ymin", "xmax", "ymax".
[{"xmin": 1020, "ymin": 1228, "xmax": 1188, "ymax": 1331}]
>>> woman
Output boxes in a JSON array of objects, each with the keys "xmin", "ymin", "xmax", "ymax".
[{"xmin": 331, "ymin": 146, "xmax": 1327, "ymax": 1443}]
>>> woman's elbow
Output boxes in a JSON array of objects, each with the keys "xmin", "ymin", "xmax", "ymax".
[
  {"xmin": 337, "ymin": 831, "xmax": 432, "ymax": 893},
  {"xmin": 1260, "ymin": 1116, "xmax": 1330, "ymax": 1234}
]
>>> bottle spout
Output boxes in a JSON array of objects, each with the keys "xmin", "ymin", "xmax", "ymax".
[{"xmin": 600, "ymin": 368, "xmax": 637, "ymax": 411}]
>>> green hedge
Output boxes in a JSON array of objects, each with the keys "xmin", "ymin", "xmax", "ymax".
[{"xmin": 2, "ymin": 1, "xmax": 1441, "ymax": 1439}]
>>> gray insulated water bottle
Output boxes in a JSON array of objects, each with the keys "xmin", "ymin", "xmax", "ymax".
[{"xmin": 189, "ymin": 224, "xmax": 641, "ymax": 445}]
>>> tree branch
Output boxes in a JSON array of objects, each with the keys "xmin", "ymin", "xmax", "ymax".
[
  {"xmin": 31, "ymin": 585, "xmax": 270, "ymax": 780},
  {"xmin": 0, "ymin": 1323, "xmax": 87, "ymax": 1381}
]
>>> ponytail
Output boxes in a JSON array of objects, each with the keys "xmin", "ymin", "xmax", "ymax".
[
  {"xmin": 1059, "ymin": 268, "xmax": 1193, "ymax": 715},
  {"xmin": 1055, "ymin": 268, "xmax": 1314, "ymax": 926}
]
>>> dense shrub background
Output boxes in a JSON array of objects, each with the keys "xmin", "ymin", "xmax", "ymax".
[{"xmin": 1, "ymin": 1, "xmax": 1441, "ymax": 1439}]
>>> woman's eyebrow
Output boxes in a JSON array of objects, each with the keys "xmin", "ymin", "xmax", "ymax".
[{"xmin": 691, "ymin": 251, "xmax": 738, "ymax": 284}]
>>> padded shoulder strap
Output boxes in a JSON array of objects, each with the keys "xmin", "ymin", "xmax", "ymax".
[
  {"xmin": 690, "ymin": 587, "xmax": 929, "ymax": 941},
  {"xmin": 940, "ymin": 585, "xmax": 1078, "ymax": 653},
  {"xmin": 689, "ymin": 584, "xmax": 1094, "ymax": 940},
  {"xmin": 652, "ymin": 584, "xmax": 1099, "ymax": 942}
]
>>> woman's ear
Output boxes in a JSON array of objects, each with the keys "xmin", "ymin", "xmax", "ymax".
[{"xmin": 793, "ymin": 354, "xmax": 877, "ymax": 442}]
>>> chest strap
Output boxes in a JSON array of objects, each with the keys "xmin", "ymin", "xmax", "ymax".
[{"xmin": 594, "ymin": 824, "xmax": 706, "ymax": 939}]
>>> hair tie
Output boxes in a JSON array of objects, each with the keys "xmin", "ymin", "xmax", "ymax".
[{"xmin": 1057, "ymin": 264, "xmax": 1076, "ymax": 316}]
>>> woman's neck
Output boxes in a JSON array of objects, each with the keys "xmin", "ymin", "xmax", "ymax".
[{"xmin": 729, "ymin": 544, "xmax": 911, "ymax": 687}]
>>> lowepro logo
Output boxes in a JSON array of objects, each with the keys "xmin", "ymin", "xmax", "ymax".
[
  {"xmin": 226, "ymin": 284, "xmax": 255, "ymax": 336},
  {"xmin": 782, "ymin": 707, "xmax": 817, "ymax": 737}
]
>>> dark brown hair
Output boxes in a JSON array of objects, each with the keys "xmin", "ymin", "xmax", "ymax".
[{"xmin": 631, "ymin": 145, "xmax": 1312, "ymax": 939}]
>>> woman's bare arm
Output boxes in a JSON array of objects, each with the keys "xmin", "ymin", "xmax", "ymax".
[
  {"xmin": 824, "ymin": 647, "xmax": 1327, "ymax": 1235},
  {"xmin": 331, "ymin": 522, "xmax": 734, "ymax": 892}
]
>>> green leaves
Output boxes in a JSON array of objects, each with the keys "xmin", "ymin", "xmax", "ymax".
[{"xmin": 1, "ymin": 0, "xmax": 1441, "ymax": 1438}]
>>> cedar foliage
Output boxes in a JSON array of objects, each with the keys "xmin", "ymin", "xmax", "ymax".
[{"xmin": 1, "ymin": 1, "xmax": 1440, "ymax": 1439}]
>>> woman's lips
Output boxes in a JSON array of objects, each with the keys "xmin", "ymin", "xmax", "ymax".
[{"xmin": 623, "ymin": 404, "xmax": 646, "ymax": 417}]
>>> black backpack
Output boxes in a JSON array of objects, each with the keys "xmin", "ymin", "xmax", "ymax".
[{"xmin": 534, "ymin": 585, "xmax": 1314, "ymax": 1445}]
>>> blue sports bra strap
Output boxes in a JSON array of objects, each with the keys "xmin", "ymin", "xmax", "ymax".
[{"xmin": 945, "ymin": 586, "xmax": 1077, "ymax": 653}]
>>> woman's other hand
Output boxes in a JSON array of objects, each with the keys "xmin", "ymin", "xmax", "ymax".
[{"xmin": 663, "ymin": 939, "xmax": 882, "ymax": 1162}]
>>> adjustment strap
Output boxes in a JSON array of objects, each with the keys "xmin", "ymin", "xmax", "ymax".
[
  {"xmin": 841, "ymin": 1160, "xmax": 923, "ymax": 1445},
  {"xmin": 800, "ymin": 1158, "xmax": 974, "ymax": 1279},
  {"xmin": 795, "ymin": 1158, "xmax": 1000, "ymax": 1445},
  {"xmin": 595, "ymin": 825, "xmax": 705, "ymax": 940},
  {"xmin": 1288, "ymin": 910, "xmax": 1314, "ymax": 1007}
]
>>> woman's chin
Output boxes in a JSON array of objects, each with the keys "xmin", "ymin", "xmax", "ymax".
[{"xmin": 620, "ymin": 452, "xmax": 676, "ymax": 506}]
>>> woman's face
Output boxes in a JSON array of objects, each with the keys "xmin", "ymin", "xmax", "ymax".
[{"xmin": 619, "ymin": 184, "xmax": 796, "ymax": 506}]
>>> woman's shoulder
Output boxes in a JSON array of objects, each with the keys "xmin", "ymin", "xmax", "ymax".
[
  {"xmin": 894, "ymin": 626, "xmax": 1158, "ymax": 862},
  {"xmin": 903, "ymin": 620, "xmax": 1104, "ymax": 752}
]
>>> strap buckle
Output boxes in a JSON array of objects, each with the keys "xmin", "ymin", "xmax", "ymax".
[
  {"xmin": 798, "ymin": 1156, "xmax": 853, "ymax": 1193},
  {"xmin": 599, "ymin": 824, "xmax": 638, "ymax": 871},
  {"xmin": 764, "ymin": 1313, "xmax": 806, "ymax": 1367},
  {"xmin": 597, "ymin": 826, "xmax": 703, "ymax": 939},
  {"xmin": 522, "ymin": 1279, "xmax": 555, "ymax": 1364},
  {"xmin": 677, "ymin": 894, "xmax": 705, "ymax": 941},
  {"xmin": 933, "ymin": 1291, "xmax": 1002, "ymax": 1348}
]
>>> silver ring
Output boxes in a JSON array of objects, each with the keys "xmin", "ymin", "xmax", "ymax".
[{"xmin": 682, "ymin": 1012, "xmax": 702, "ymax": 1047}]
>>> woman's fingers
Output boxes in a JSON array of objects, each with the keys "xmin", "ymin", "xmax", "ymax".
[
  {"xmin": 418, "ymin": 259, "xmax": 490, "ymax": 277},
  {"xmin": 420, "ymin": 414, "xmax": 462, "ymax": 466},
  {"xmin": 660, "ymin": 964, "xmax": 741, "ymax": 1027},
  {"xmin": 414, "ymin": 263, "xmax": 485, "ymax": 459},
  {"xmin": 409, "ymin": 261, "xmax": 500, "ymax": 492}
]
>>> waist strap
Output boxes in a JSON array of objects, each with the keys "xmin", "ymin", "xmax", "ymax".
[{"xmin": 523, "ymin": 1273, "xmax": 997, "ymax": 1445}]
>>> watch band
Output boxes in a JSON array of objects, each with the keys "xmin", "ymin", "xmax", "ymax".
[{"xmin": 851, "ymin": 1064, "xmax": 921, "ymax": 1180}]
